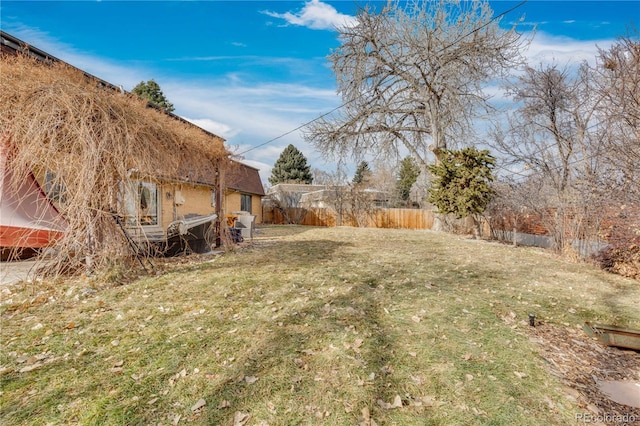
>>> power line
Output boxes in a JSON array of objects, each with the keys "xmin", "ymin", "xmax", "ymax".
[
  {"xmin": 236, "ymin": 104, "xmax": 345, "ymax": 156},
  {"xmin": 236, "ymin": 0, "xmax": 528, "ymax": 157}
]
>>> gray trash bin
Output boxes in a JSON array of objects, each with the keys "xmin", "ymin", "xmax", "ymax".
[{"xmin": 234, "ymin": 215, "xmax": 256, "ymax": 240}]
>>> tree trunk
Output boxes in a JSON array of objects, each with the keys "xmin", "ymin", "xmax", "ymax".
[
  {"xmin": 472, "ymin": 216, "xmax": 481, "ymax": 240},
  {"xmin": 432, "ymin": 213, "xmax": 445, "ymax": 232}
]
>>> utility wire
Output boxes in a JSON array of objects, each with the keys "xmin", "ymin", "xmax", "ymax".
[
  {"xmin": 236, "ymin": 104, "xmax": 345, "ymax": 156},
  {"xmin": 237, "ymin": 0, "xmax": 528, "ymax": 156}
]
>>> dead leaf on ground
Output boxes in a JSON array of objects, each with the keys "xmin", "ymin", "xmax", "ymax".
[
  {"xmin": 19, "ymin": 363, "xmax": 43, "ymax": 373},
  {"xmin": 172, "ymin": 413, "xmax": 181, "ymax": 425},
  {"xmin": 380, "ymin": 365, "xmax": 394, "ymax": 375},
  {"xmin": 421, "ymin": 395, "xmax": 437, "ymax": 407},
  {"xmin": 191, "ymin": 398, "xmax": 206, "ymax": 412},
  {"xmin": 244, "ymin": 375, "xmax": 258, "ymax": 384},
  {"xmin": 233, "ymin": 411, "xmax": 251, "ymax": 426},
  {"xmin": 358, "ymin": 407, "xmax": 378, "ymax": 426},
  {"xmin": 501, "ymin": 311, "xmax": 517, "ymax": 324},
  {"xmin": 218, "ymin": 400, "xmax": 231, "ymax": 409},
  {"xmin": 514, "ymin": 371, "xmax": 528, "ymax": 379},
  {"xmin": 410, "ymin": 374, "xmax": 424, "ymax": 385},
  {"xmin": 377, "ymin": 395, "xmax": 402, "ymax": 409}
]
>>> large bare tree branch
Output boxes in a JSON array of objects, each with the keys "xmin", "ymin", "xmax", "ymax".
[{"xmin": 305, "ymin": 0, "xmax": 527, "ymax": 170}]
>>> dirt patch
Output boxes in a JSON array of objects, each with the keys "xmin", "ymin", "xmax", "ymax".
[{"xmin": 527, "ymin": 322, "xmax": 640, "ymax": 421}]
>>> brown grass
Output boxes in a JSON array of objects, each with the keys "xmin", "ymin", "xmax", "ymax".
[{"xmin": 1, "ymin": 226, "xmax": 638, "ymax": 425}]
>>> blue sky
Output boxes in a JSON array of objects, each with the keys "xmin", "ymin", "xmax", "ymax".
[{"xmin": 1, "ymin": 1, "xmax": 638, "ymax": 183}]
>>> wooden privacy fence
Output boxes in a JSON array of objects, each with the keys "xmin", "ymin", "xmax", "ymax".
[{"xmin": 263, "ymin": 207, "xmax": 435, "ymax": 230}]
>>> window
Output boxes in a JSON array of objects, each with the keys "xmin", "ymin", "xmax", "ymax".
[
  {"xmin": 210, "ymin": 189, "xmax": 217, "ymax": 208},
  {"xmin": 122, "ymin": 181, "xmax": 159, "ymax": 226},
  {"xmin": 44, "ymin": 170, "xmax": 67, "ymax": 205},
  {"xmin": 241, "ymin": 194, "xmax": 252, "ymax": 213}
]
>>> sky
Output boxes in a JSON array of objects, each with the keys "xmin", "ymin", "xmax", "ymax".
[{"xmin": 1, "ymin": 0, "xmax": 638, "ymax": 184}]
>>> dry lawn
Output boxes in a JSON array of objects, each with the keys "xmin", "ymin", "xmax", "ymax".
[{"xmin": 1, "ymin": 225, "xmax": 639, "ymax": 425}]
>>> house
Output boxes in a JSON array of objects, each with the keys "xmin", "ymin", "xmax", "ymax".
[
  {"xmin": 263, "ymin": 182, "xmax": 391, "ymax": 226},
  {"xmin": 264, "ymin": 183, "xmax": 327, "ymax": 208},
  {"xmin": 300, "ymin": 187, "xmax": 389, "ymax": 209},
  {"xmin": 120, "ymin": 166, "xmax": 223, "ymax": 256},
  {"xmin": 224, "ymin": 161, "xmax": 266, "ymax": 224},
  {"xmin": 266, "ymin": 183, "xmax": 389, "ymax": 209},
  {"xmin": 1, "ymin": 31, "xmax": 232, "ymax": 263}
]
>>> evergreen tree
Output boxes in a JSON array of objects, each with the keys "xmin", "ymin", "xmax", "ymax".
[
  {"xmin": 396, "ymin": 156, "xmax": 420, "ymax": 204},
  {"xmin": 352, "ymin": 161, "xmax": 371, "ymax": 185},
  {"xmin": 132, "ymin": 79, "xmax": 175, "ymax": 112},
  {"xmin": 428, "ymin": 147, "xmax": 495, "ymax": 237},
  {"xmin": 269, "ymin": 144, "xmax": 313, "ymax": 185}
]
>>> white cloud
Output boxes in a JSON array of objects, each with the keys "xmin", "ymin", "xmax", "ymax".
[
  {"xmin": 263, "ymin": 0, "xmax": 356, "ymax": 31},
  {"xmin": 5, "ymin": 25, "xmax": 340, "ymax": 176},
  {"xmin": 523, "ymin": 31, "xmax": 614, "ymax": 67},
  {"xmin": 163, "ymin": 78, "xmax": 341, "ymax": 175},
  {"xmin": 9, "ymin": 22, "xmax": 618, "ymax": 182},
  {"xmin": 236, "ymin": 158, "xmax": 273, "ymax": 184},
  {"xmin": 183, "ymin": 117, "xmax": 237, "ymax": 140}
]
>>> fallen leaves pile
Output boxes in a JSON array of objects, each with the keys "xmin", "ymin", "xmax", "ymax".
[{"xmin": 527, "ymin": 322, "xmax": 640, "ymax": 419}]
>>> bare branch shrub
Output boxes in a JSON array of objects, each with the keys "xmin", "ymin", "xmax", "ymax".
[
  {"xmin": 0, "ymin": 54, "xmax": 228, "ymax": 276},
  {"xmin": 491, "ymin": 63, "xmax": 606, "ymax": 254},
  {"xmin": 268, "ymin": 190, "xmax": 307, "ymax": 225},
  {"xmin": 594, "ymin": 34, "xmax": 640, "ymax": 200}
]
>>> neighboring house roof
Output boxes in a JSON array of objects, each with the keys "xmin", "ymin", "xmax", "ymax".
[
  {"xmin": 300, "ymin": 188, "xmax": 336, "ymax": 203},
  {"xmin": 300, "ymin": 187, "xmax": 390, "ymax": 202},
  {"xmin": 226, "ymin": 161, "xmax": 265, "ymax": 196}
]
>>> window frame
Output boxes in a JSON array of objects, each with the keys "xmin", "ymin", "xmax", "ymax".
[
  {"xmin": 240, "ymin": 193, "xmax": 252, "ymax": 213},
  {"xmin": 121, "ymin": 180, "xmax": 161, "ymax": 228}
]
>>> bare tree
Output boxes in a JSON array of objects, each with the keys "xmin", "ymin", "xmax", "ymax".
[
  {"xmin": 586, "ymin": 35, "xmax": 640, "ymax": 274},
  {"xmin": 409, "ymin": 169, "xmax": 433, "ymax": 209},
  {"xmin": 594, "ymin": 35, "xmax": 640, "ymax": 201},
  {"xmin": 304, "ymin": 0, "xmax": 526, "ymax": 172},
  {"xmin": 371, "ymin": 158, "xmax": 401, "ymax": 207},
  {"xmin": 267, "ymin": 189, "xmax": 307, "ymax": 225},
  {"xmin": 311, "ymin": 168, "xmax": 334, "ymax": 185},
  {"xmin": 491, "ymin": 63, "xmax": 606, "ymax": 252}
]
